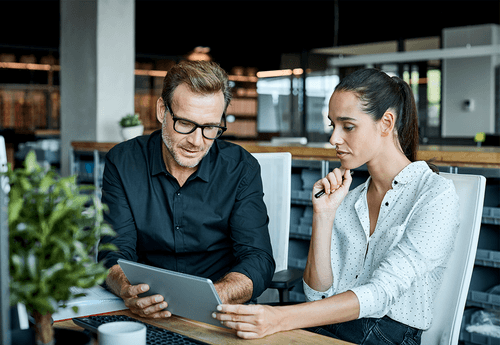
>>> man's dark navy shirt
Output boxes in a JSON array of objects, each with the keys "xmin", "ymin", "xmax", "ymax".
[{"xmin": 98, "ymin": 130, "xmax": 275, "ymax": 300}]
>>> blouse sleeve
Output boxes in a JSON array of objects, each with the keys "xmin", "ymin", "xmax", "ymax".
[{"xmin": 350, "ymin": 179, "xmax": 460, "ymax": 318}]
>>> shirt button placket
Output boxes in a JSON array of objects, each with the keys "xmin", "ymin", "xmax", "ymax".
[
  {"xmin": 173, "ymin": 190, "xmax": 184, "ymax": 272},
  {"xmin": 174, "ymin": 191, "xmax": 182, "ymax": 233}
]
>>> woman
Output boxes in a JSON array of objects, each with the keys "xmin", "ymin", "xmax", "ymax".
[{"xmin": 213, "ymin": 69, "xmax": 460, "ymax": 345}]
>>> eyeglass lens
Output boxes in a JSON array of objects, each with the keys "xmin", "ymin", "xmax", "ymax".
[{"xmin": 174, "ymin": 119, "xmax": 222, "ymax": 139}]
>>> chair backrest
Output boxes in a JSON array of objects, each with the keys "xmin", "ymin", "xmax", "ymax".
[
  {"xmin": 422, "ymin": 173, "xmax": 486, "ymax": 345},
  {"xmin": 251, "ymin": 152, "xmax": 292, "ymax": 273}
]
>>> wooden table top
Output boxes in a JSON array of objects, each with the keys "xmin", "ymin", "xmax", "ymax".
[
  {"xmin": 55, "ymin": 310, "xmax": 355, "ymax": 345},
  {"xmin": 72, "ymin": 140, "xmax": 500, "ymax": 169}
]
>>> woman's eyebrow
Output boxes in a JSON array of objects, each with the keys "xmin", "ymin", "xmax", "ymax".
[
  {"xmin": 329, "ymin": 116, "xmax": 357, "ymax": 122},
  {"xmin": 337, "ymin": 116, "xmax": 357, "ymax": 121}
]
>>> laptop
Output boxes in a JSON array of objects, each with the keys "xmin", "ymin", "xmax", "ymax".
[{"xmin": 117, "ymin": 259, "xmax": 225, "ymax": 328}]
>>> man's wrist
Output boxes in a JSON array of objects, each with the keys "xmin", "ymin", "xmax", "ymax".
[
  {"xmin": 106, "ymin": 264, "xmax": 130, "ymax": 297},
  {"xmin": 214, "ymin": 272, "xmax": 253, "ymax": 304}
]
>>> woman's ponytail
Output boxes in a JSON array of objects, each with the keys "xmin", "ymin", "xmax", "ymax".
[{"xmin": 392, "ymin": 77, "xmax": 419, "ymax": 162}]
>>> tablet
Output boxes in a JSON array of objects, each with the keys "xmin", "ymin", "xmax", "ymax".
[{"xmin": 117, "ymin": 259, "xmax": 224, "ymax": 328}]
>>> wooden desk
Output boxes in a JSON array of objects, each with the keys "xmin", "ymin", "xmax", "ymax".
[
  {"xmin": 71, "ymin": 141, "xmax": 500, "ymax": 169},
  {"xmin": 231, "ymin": 142, "xmax": 500, "ymax": 169},
  {"xmin": 55, "ymin": 310, "xmax": 355, "ymax": 344}
]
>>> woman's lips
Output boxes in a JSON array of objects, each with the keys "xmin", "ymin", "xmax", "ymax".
[{"xmin": 336, "ymin": 149, "xmax": 349, "ymax": 158}]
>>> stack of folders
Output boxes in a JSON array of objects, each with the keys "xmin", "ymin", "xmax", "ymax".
[{"xmin": 52, "ymin": 285, "xmax": 126, "ymax": 321}]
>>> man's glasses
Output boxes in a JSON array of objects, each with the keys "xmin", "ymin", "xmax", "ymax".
[{"xmin": 166, "ymin": 102, "xmax": 227, "ymax": 140}]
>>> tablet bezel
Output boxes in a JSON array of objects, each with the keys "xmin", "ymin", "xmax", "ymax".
[{"xmin": 117, "ymin": 259, "xmax": 225, "ymax": 328}]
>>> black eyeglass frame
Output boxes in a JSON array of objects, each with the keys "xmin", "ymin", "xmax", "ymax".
[{"xmin": 166, "ymin": 101, "xmax": 227, "ymax": 140}]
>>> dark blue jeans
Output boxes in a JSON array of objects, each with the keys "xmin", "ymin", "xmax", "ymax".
[{"xmin": 306, "ymin": 316, "xmax": 422, "ymax": 345}]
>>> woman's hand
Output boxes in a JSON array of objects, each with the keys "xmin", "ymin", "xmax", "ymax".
[
  {"xmin": 213, "ymin": 304, "xmax": 284, "ymax": 339},
  {"xmin": 312, "ymin": 168, "xmax": 352, "ymax": 214}
]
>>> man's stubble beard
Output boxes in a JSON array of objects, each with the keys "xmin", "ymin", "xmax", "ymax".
[{"xmin": 161, "ymin": 119, "xmax": 213, "ymax": 169}]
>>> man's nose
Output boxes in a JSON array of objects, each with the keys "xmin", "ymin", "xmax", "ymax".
[{"xmin": 187, "ymin": 127, "xmax": 204, "ymax": 146}]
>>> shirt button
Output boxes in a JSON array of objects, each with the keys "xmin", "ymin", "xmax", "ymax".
[
  {"xmin": 176, "ymin": 226, "xmax": 180, "ymax": 230},
  {"xmin": 176, "ymin": 192, "xmax": 181, "ymax": 196},
  {"xmin": 321, "ymin": 295, "xmax": 326, "ymax": 299},
  {"xmin": 355, "ymin": 275, "xmax": 359, "ymax": 279},
  {"xmin": 385, "ymin": 202, "xmax": 389, "ymax": 206},
  {"xmin": 394, "ymin": 181, "xmax": 398, "ymax": 185}
]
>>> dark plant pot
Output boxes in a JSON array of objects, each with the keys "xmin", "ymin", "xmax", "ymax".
[
  {"xmin": 54, "ymin": 328, "xmax": 92, "ymax": 345},
  {"xmin": 11, "ymin": 328, "xmax": 36, "ymax": 345},
  {"xmin": 11, "ymin": 328, "xmax": 92, "ymax": 345}
]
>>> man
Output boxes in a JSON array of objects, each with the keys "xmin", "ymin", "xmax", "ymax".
[{"xmin": 98, "ymin": 61, "xmax": 275, "ymax": 319}]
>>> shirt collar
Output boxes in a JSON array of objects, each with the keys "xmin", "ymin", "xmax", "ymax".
[
  {"xmin": 150, "ymin": 130, "xmax": 213, "ymax": 183},
  {"xmin": 359, "ymin": 161, "xmax": 429, "ymax": 191},
  {"xmin": 392, "ymin": 161, "xmax": 428, "ymax": 186}
]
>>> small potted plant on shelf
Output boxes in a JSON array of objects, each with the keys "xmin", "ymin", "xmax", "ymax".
[
  {"xmin": 119, "ymin": 113, "xmax": 144, "ymax": 141},
  {"xmin": 5, "ymin": 151, "xmax": 116, "ymax": 345},
  {"xmin": 474, "ymin": 132, "xmax": 486, "ymax": 147}
]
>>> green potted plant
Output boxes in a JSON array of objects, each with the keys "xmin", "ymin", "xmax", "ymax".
[
  {"xmin": 474, "ymin": 131, "xmax": 486, "ymax": 148},
  {"xmin": 5, "ymin": 151, "xmax": 116, "ymax": 345},
  {"xmin": 119, "ymin": 113, "xmax": 144, "ymax": 141}
]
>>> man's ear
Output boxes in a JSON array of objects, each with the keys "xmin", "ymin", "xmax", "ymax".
[
  {"xmin": 156, "ymin": 98, "xmax": 166, "ymax": 124},
  {"xmin": 380, "ymin": 110, "xmax": 396, "ymax": 137}
]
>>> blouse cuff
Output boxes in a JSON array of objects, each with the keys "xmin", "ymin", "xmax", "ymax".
[
  {"xmin": 350, "ymin": 285, "xmax": 378, "ymax": 319},
  {"xmin": 303, "ymin": 279, "xmax": 334, "ymax": 302}
]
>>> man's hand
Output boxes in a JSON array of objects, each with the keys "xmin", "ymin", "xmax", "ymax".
[
  {"xmin": 120, "ymin": 283, "xmax": 171, "ymax": 318},
  {"xmin": 106, "ymin": 264, "xmax": 171, "ymax": 319}
]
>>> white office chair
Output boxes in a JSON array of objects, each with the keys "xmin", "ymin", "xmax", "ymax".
[
  {"xmin": 251, "ymin": 152, "xmax": 302, "ymax": 304},
  {"xmin": 422, "ymin": 172, "xmax": 486, "ymax": 345}
]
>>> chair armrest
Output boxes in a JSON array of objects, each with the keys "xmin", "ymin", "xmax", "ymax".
[{"xmin": 270, "ymin": 268, "xmax": 303, "ymax": 290}]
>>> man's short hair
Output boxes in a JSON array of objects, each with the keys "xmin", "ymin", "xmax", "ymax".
[{"xmin": 161, "ymin": 60, "xmax": 232, "ymax": 112}]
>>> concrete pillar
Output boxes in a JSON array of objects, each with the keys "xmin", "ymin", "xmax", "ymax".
[{"xmin": 60, "ymin": 0, "xmax": 134, "ymax": 176}]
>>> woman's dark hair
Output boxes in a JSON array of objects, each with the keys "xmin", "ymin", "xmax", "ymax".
[{"xmin": 335, "ymin": 69, "xmax": 437, "ymax": 172}]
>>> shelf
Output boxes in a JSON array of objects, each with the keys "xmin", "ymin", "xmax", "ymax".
[
  {"xmin": 320, "ymin": 44, "xmax": 500, "ymax": 68},
  {"xmin": 1, "ymin": 63, "xmax": 259, "ymax": 140},
  {"xmin": 467, "ymin": 290, "xmax": 500, "ymax": 310},
  {"xmin": 483, "ymin": 207, "xmax": 500, "ymax": 225},
  {"xmin": 475, "ymin": 249, "xmax": 500, "ymax": 268},
  {"xmin": 290, "ymin": 225, "xmax": 312, "ymax": 240},
  {"xmin": 288, "ymin": 257, "xmax": 307, "ymax": 270},
  {"xmin": 460, "ymin": 309, "xmax": 500, "ymax": 345},
  {"xmin": 0, "ymin": 62, "xmax": 258, "ymax": 82},
  {"xmin": 460, "ymin": 330, "xmax": 500, "ymax": 345}
]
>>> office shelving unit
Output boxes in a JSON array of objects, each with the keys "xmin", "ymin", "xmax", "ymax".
[
  {"xmin": 1, "ymin": 61, "xmax": 260, "ymax": 140},
  {"xmin": 460, "ymin": 175, "xmax": 500, "ymax": 344},
  {"xmin": 286, "ymin": 158, "xmax": 500, "ymax": 343}
]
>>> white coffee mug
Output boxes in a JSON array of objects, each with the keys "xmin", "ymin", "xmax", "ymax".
[{"xmin": 98, "ymin": 321, "xmax": 147, "ymax": 345}]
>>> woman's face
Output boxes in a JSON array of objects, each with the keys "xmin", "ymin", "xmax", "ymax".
[{"xmin": 327, "ymin": 91, "xmax": 384, "ymax": 170}]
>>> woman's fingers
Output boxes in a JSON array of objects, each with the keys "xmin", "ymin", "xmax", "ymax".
[
  {"xmin": 342, "ymin": 168, "xmax": 352, "ymax": 190},
  {"xmin": 214, "ymin": 304, "xmax": 259, "ymax": 318},
  {"xmin": 315, "ymin": 168, "xmax": 346, "ymax": 195},
  {"xmin": 214, "ymin": 304, "xmax": 281, "ymax": 339},
  {"xmin": 329, "ymin": 169, "xmax": 344, "ymax": 191}
]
